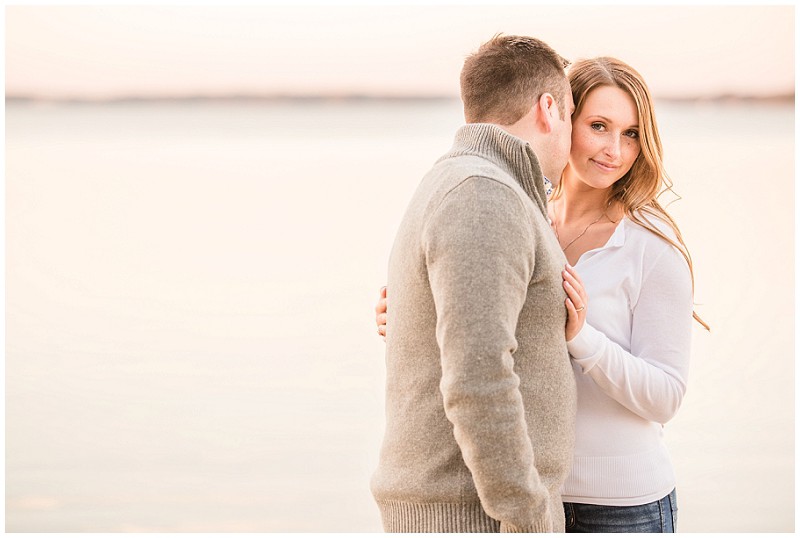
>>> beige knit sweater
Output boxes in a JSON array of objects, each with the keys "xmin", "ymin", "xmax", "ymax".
[{"xmin": 371, "ymin": 124, "xmax": 577, "ymax": 533}]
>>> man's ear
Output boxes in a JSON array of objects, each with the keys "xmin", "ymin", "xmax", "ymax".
[{"xmin": 535, "ymin": 93, "xmax": 557, "ymax": 133}]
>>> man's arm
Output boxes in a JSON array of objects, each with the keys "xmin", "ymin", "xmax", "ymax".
[{"xmin": 423, "ymin": 176, "xmax": 552, "ymax": 533}]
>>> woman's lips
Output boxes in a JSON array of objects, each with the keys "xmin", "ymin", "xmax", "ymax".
[{"xmin": 591, "ymin": 159, "xmax": 619, "ymax": 172}]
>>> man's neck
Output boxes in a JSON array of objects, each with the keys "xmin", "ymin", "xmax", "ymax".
[{"xmin": 496, "ymin": 121, "xmax": 536, "ymax": 148}]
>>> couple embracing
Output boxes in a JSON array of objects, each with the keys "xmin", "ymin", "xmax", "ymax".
[{"xmin": 370, "ymin": 35, "xmax": 707, "ymax": 533}]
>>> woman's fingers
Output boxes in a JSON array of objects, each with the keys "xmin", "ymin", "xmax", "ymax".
[
  {"xmin": 376, "ymin": 286, "xmax": 388, "ymax": 314},
  {"xmin": 375, "ymin": 296, "xmax": 387, "ymax": 316},
  {"xmin": 565, "ymin": 265, "xmax": 586, "ymax": 293},
  {"xmin": 563, "ymin": 266, "xmax": 587, "ymax": 341},
  {"xmin": 563, "ymin": 266, "xmax": 586, "ymax": 305},
  {"xmin": 565, "ymin": 297, "xmax": 577, "ymax": 316},
  {"xmin": 563, "ymin": 268, "xmax": 580, "ymax": 290},
  {"xmin": 375, "ymin": 298, "xmax": 387, "ymax": 331},
  {"xmin": 563, "ymin": 279, "xmax": 583, "ymax": 308},
  {"xmin": 376, "ymin": 286, "xmax": 388, "ymax": 339},
  {"xmin": 564, "ymin": 297, "xmax": 581, "ymax": 341}
]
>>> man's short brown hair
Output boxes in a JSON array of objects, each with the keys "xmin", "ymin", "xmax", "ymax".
[{"xmin": 460, "ymin": 34, "xmax": 570, "ymax": 125}]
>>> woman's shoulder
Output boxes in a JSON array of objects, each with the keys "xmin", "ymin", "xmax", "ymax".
[
  {"xmin": 625, "ymin": 209, "xmax": 681, "ymax": 246},
  {"xmin": 624, "ymin": 210, "xmax": 690, "ymax": 272}
]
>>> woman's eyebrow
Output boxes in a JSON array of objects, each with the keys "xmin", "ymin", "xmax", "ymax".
[{"xmin": 587, "ymin": 114, "xmax": 639, "ymax": 128}]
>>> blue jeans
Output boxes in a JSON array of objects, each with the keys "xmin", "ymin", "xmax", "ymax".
[{"xmin": 564, "ymin": 489, "xmax": 677, "ymax": 533}]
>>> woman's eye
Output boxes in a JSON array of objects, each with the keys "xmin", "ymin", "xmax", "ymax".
[
  {"xmin": 590, "ymin": 122, "xmax": 605, "ymax": 131},
  {"xmin": 625, "ymin": 130, "xmax": 640, "ymax": 139}
]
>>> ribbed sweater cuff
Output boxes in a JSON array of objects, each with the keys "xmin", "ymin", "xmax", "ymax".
[
  {"xmin": 377, "ymin": 500, "xmax": 498, "ymax": 532},
  {"xmin": 500, "ymin": 517, "xmax": 553, "ymax": 533},
  {"xmin": 376, "ymin": 499, "xmax": 554, "ymax": 533}
]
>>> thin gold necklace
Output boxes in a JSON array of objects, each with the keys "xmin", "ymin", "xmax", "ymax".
[{"xmin": 552, "ymin": 199, "xmax": 610, "ymax": 252}]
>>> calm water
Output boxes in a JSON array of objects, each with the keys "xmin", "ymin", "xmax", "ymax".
[{"xmin": 5, "ymin": 99, "xmax": 794, "ymax": 532}]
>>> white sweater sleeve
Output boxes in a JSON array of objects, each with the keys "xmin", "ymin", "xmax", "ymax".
[{"xmin": 566, "ymin": 243, "xmax": 693, "ymax": 424}]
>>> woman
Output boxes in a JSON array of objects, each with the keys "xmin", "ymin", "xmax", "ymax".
[{"xmin": 375, "ymin": 56, "xmax": 708, "ymax": 533}]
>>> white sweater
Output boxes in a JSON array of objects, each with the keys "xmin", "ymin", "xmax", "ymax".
[{"xmin": 561, "ymin": 214, "xmax": 693, "ymax": 506}]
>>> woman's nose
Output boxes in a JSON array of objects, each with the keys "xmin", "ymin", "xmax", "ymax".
[{"xmin": 604, "ymin": 136, "xmax": 622, "ymax": 160}]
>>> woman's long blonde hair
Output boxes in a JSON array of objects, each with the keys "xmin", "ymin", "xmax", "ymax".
[{"xmin": 555, "ymin": 57, "xmax": 709, "ymax": 330}]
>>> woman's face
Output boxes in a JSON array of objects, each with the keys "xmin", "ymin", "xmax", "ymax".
[{"xmin": 568, "ymin": 85, "xmax": 641, "ymax": 190}]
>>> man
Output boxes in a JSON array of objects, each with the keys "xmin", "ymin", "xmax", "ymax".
[{"xmin": 370, "ymin": 35, "xmax": 577, "ymax": 533}]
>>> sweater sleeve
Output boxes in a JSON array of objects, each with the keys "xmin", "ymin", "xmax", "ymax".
[
  {"xmin": 566, "ymin": 242, "xmax": 693, "ymax": 425},
  {"xmin": 423, "ymin": 176, "xmax": 552, "ymax": 533}
]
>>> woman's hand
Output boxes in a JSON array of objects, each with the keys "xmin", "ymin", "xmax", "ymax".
[
  {"xmin": 563, "ymin": 264, "xmax": 587, "ymax": 341},
  {"xmin": 375, "ymin": 286, "xmax": 387, "ymax": 340}
]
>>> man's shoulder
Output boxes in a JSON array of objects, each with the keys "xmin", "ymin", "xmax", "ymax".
[
  {"xmin": 429, "ymin": 154, "xmax": 530, "ymax": 204},
  {"xmin": 433, "ymin": 153, "xmax": 510, "ymax": 180}
]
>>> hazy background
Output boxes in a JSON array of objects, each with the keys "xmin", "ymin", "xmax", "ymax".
[
  {"xmin": 6, "ymin": 5, "xmax": 795, "ymax": 99},
  {"xmin": 5, "ymin": 4, "xmax": 795, "ymax": 533}
]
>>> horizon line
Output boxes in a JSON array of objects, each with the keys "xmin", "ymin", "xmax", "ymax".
[{"xmin": 5, "ymin": 91, "xmax": 795, "ymax": 105}]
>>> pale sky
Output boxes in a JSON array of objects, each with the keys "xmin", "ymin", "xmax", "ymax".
[{"xmin": 5, "ymin": 4, "xmax": 795, "ymax": 99}]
